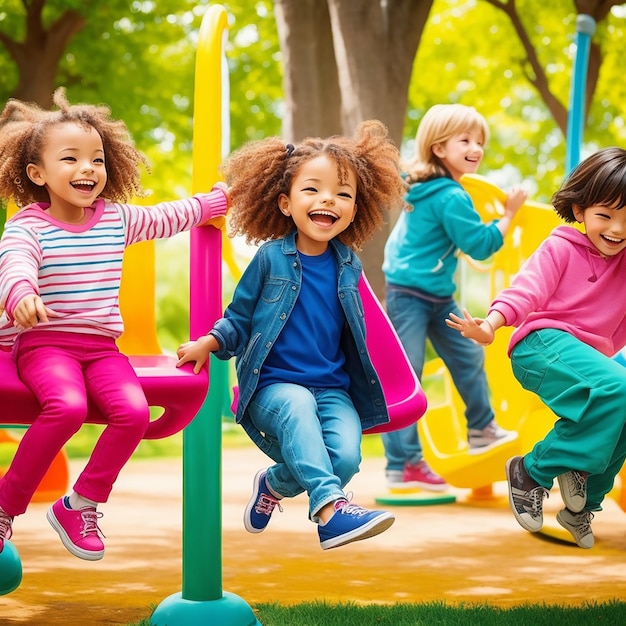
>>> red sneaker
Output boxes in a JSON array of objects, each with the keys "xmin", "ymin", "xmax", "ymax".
[
  {"xmin": 403, "ymin": 460, "xmax": 448, "ymax": 492},
  {"xmin": 47, "ymin": 497, "xmax": 105, "ymax": 561}
]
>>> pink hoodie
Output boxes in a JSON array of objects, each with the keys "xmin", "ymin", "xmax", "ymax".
[{"xmin": 490, "ymin": 225, "xmax": 626, "ymax": 357}]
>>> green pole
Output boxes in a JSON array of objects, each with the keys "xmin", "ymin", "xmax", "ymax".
[
  {"xmin": 181, "ymin": 355, "xmax": 224, "ymax": 600},
  {"xmin": 151, "ymin": 5, "xmax": 260, "ymax": 624}
]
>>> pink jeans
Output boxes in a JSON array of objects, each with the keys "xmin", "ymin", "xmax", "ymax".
[{"xmin": 0, "ymin": 331, "xmax": 150, "ymax": 516}]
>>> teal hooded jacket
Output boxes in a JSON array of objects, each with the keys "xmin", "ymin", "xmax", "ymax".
[{"xmin": 383, "ymin": 177, "xmax": 504, "ymax": 297}]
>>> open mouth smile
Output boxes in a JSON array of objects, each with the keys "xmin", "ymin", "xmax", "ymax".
[
  {"xmin": 309, "ymin": 209, "xmax": 339, "ymax": 227},
  {"xmin": 71, "ymin": 179, "xmax": 96, "ymax": 192}
]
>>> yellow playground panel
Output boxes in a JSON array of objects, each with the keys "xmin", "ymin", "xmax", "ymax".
[{"xmin": 419, "ymin": 173, "xmax": 626, "ymax": 510}]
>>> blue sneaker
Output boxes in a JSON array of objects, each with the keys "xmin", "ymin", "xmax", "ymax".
[
  {"xmin": 318, "ymin": 500, "xmax": 395, "ymax": 550},
  {"xmin": 243, "ymin": 469, "xmax": 282, "ymax": 533}
]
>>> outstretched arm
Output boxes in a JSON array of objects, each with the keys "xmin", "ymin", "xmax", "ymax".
[{"xmin": 445, "ymin": 309, "xmax": 505, "ymax": 347}]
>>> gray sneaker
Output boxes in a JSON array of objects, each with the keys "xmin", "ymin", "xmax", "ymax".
[
  {"xmin": 468, "ymin": 420, "xmax": 518, "ymax": 454},
  {"xmin": 385, "ymin": 470, "xmax": 404, "ymax": 489},
  {"xmin": 557, "ymin": 470, "xmax": 587, "ymax": 513},
  {"xmin": 556, "ymin": 508, "xmax": 594, "ymax": 549},
  {"xmin": 505, "ymin": 456, "xmax": 550, "ymax": 532}
]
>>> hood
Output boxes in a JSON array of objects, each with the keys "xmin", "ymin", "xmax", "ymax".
[
  {"xmin": 552, "ymin": 224, "xmax": 617, "ymax": 283},
  {"xmin": 406, "ymin": 176, "xmax": 458, "ymax": 204}
]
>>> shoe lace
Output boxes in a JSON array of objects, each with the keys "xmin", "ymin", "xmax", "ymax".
[
  {"xmin": 0, "ymin": 510, "xmax": 13, "ymax": 541},
  {"xmin": 255, "ymin": 493, "xmax": 283, "ymax": 516},
  {"xmin": 335, "ymin": 493, "xmax": 369, "ymax": 517},
  {"xmin": 525, "ymin": 487, "xmax": 550, "ymax": 519},
  {"xmin": 577, "ymin": 510, "xmax": 594, "ymax": 535},
  {"xmin": 568, "ymin": 471, "xmax": 587, "ymax": 498},
  {"xmin": 80, "ymin": 509, "xmax": 105, "ymax": 539}
]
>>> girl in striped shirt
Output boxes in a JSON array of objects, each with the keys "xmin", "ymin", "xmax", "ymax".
[{"xmin": 0, "ymin": 88, "xmax": 228, "ymax": 560}]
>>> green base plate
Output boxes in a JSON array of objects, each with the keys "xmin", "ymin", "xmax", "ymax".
[{"xmin": 375, "ymin": 492, "xmax": 457, "ymax": 506}]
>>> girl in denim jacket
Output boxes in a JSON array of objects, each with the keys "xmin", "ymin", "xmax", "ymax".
[{"xmin": 177, "ymin": 120, "xmax": 407, "ymax": 549}]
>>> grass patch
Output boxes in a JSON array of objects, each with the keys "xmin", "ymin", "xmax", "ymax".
[{"xmin": 130, "ymin": 600, "xmax": 626, "ymax": 625}]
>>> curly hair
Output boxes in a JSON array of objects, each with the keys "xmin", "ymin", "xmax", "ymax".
[
  {"xmin": 221, "ymin": 119, "xmax": 408, "ymax": 250},
  {"xmin": 552, "ymin": 147, "xmax": 626, "ymax": 223},
  {"xmin": 0, "ymin": 87, "xmax": 150, "ymax": 207}
]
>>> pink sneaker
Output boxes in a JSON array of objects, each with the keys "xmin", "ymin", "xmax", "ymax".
[
  {"xmin": 47, "ymin": 497, "xmax": 105, "ymax": 561},
  {"xmin": 403, "ymin": 460, "xmax": 448, "ymax": 492},
  {"xmin": 0, "ymin": 506, "xmax": 13, "ymax": 553}
]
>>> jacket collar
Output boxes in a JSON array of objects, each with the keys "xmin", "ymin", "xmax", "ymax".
[{"xmin": 281, "ymin": 230, "xmax": 354, "ymax": 266}]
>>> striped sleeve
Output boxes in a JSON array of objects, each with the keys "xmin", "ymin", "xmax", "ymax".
[
  {"xmin": 119, "ymin": 187, "xmax": 229, "ymax": 245},
  {"xmin": 0, "ymin": 222, "xmax": 42, "ymax": 317}
]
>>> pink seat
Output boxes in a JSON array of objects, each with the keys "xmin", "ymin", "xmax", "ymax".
[
  {"xmin": 0, "ymin": 225, "xmax": 215, "ymax": 441},
  {"xmin": 230, "ymin": 274, "xmax": 427, "ymax": 433},
  {"xmin": 358, "ymin": 274, "xmax": 427, "ymax": 434}
]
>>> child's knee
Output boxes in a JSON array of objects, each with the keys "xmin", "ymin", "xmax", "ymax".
[{"xmin": 334, "ymin": 450, "xmax": 361, "ymax": 485}]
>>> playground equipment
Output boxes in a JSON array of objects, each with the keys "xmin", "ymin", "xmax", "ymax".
[
  {"xmin": 0, "ymin": 538, "xmax": 22, "ymax": 595},
  {"xmin": 566, "ymin": 14, "xmax": 596, "ymax": 174},
  {"xmin": 420, "ymin": 12, "xmax": 625, "ymax": 512},
  {"xmin": 0, "ymin": 4, "xmax": 425, "ymax": 618},
  {"xmin": 357, "ymin": 275, "xmax": 428, "ymax": 435},
  {"xmin": 0, "ymin": 17, "xmax": 225, "ymax": 611},
  {"xmin": 0, "ymin": 221, "xmax": 215, "ymax": 596},
  {"xmin": 150, "ymin": 7, "xmax": 261, "ymax": 625},
  {"xmin": 150, "ymin": 7, "xmax": 427, "ymax": 625},
  {"xmin": 418, "ymin": 12, "xmax": 626, "ymax": 524}
]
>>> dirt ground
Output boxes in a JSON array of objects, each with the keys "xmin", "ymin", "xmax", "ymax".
[{"xmin": 1, "ymin": 445, "xmax": 625, "ymax": 625}]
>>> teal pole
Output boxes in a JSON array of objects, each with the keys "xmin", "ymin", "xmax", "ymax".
[{"xmin": 565, "ymin": 14, "xmax": 596, "ymax": 173}]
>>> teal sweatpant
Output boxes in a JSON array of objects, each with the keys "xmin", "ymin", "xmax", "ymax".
[{"xmin": 511, "ymin": 329, "xmax": 626, "ymax": 511}]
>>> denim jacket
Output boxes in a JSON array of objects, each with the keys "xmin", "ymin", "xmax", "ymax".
[{"xmin": 210, "ymin": 231, "xmax": 389, "ymax": 461}]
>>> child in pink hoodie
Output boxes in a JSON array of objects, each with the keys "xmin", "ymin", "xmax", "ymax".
[{"xmin": 446, "ymin": 147, "xmax": 626, "ymax": 549}]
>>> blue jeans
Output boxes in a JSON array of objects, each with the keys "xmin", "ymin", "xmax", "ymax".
[
  {"xmin": 248, "ymin": 383, "xmax": 362, "ymax": 520},
  {"xmin": 382, "ymin": 284, "xmax": 494, "ymax": 471}
]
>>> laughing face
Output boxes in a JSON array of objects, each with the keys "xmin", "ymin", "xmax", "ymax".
[
  {"xmin": 278, "ymin": 154, "xmax": 358, "ymax": 256},
  {"xmin": 26, "ymin": 121, "xmax": 107, "ymax": 223},
  {"xmin": 573, "ymin": 202, "xmax": 626, "ymax": 258},
  {"xmin": 432, "ymin": 127, "xmax": 485, "ymax": 182}
]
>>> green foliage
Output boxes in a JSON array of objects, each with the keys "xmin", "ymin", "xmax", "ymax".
[
  {"xmin": 407, "ymin": 0, "xmax": 626, "ymax": 201},
  {"xmin": 222, "ymin": 0, "xmax": 283, "ymax": 148},
  {"xmin": 1, "ymin": 0, "xmax": 624, "ymax": 203},
  {"xmin": 0, "ymin": 0, "xmax": 281, "ymax": 203}
]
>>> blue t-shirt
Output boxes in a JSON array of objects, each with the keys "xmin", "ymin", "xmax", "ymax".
[{"xmin": 259, "ymin": 247, "xmax": 350, "ymax": 390}]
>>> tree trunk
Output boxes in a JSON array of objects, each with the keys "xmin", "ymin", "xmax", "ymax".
[
  {"xmin": 0, "ymin": 2, "xmax": 86, "ymax": 107},
  {"xmin": 326, "ymin": 0, "xmax": 433, "ymax": 297},
  {"xmin": 274, "ymin": 0, "xmax": 343, "ymax": 141}
]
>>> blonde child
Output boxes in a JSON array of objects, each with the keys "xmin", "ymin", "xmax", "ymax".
[
  {"xmin": 0, "ymin": 89, "xmax": 228, "ymax": 560},
  {"xmin": 177, "ymin": 120, "xmax": 406, "ymax": 549},
  {"xmin": 381, "ymin": 103, "xmax": 527, "ymax": 491}
]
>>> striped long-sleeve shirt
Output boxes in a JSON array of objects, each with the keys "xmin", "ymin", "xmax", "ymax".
[{"xmin": 0, "ymin": 188, "xmax": 228, "ymax": 347}]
